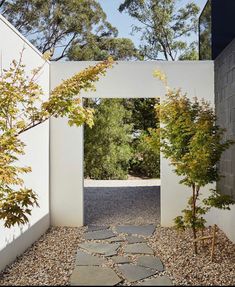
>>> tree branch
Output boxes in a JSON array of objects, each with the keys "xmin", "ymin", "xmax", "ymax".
[
  {"xmin": 52, "ymin": 33, "xmax": 77, "ymax": 61},
  {"xmin": 0, "ymin": 0, "xmax": 6, "ymax": 8}
]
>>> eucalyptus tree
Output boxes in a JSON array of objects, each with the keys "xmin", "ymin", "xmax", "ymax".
[
  {"xmin": 0, "ymin": 0, "xmax": 139, "ymax": 60},
  {"xmin": 119, "ymin": 0, "xmax": 200, "ymax": 60}
]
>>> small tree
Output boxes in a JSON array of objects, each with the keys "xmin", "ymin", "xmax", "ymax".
[
  {"xmin": 0, "ymin": 52, "xmax": 113, "ymax": 228},
  {"xmin": 155, "ymin": 71, "xmax": 235, "ymax": 254},
  {"xmin": 84, "ymin": 98, "xmax": 133, "ymax": 179}
]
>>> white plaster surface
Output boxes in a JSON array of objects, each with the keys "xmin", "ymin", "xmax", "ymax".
[
  {"xmin": 50, "ymin": 60, "xmax": 215, "ymax": 228},
  {"xmin": 0, "ymin": 15, "xmax": 50, "ymax": 271}
]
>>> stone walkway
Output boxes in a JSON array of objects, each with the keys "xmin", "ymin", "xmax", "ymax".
[{"xmin": 70, "ymin": 225, "xmax": 173, "ymax": 286}]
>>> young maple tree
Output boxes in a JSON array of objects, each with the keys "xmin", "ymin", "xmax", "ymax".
[
  {"xmin": 0, "ymin": 51, "xmax": 113, "ymax": 228},
  {"xmin": 155, "ymin": 71, "xmax": 235, "ymax": 254}
]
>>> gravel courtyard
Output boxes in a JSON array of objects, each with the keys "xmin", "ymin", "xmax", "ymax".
[
  {"xmin": 0, "ymin": 181, "xmax": 235, "ymax": 286},
  {"xmin": 84, "ymin": 180, "xmax": 160, "ymax": 226},
  {"xmin": 0, "ymin": 226, "xmax": 235, "ymax": 286}
]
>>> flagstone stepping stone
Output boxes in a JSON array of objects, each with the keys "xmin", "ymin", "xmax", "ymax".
[
  {"xmin": 86, "ymin": 225, "xmax": 109, "ymax": 232},
  {"xmin": 108, "ymin": 237, "xmax": 125, "ymax": 243},
  {"xmin": 117, "ymin": 264, "xmax": 156, "ymax": 283},
  {"xmin": 84, "ymin": 229, "xmax": 116, "ymax": 240},
  {"xmin": 115, "ymin": 225, "xmax": 155, "ymax": 237},
  {"xmin": 126, "ymin": 235, "xmax": 146, "ymax": 244},
  {"xmin": 124, "ymin": 243, "xmax": 154, "ymax": 255},
  {"xmin": 78, "ymin": 242, "xmax": 120, "ymax": 256},
  {"xmin": 139, "ymin": 276, "xmax": 173, "ymax": 286},
  {"xmin": 75, "ymin": 251, "xmax": 106, "ymax": 266},
  {"xmin": 104, "ymin": 250, "xmax": 118, "ymax": 257},
  {"xmin": 112, "ymin": 256, "xmax": 132, "ymax": 264},
  {"xmin": 70, "ymin": 266, "xmax": 122, "ymax": 286},
  {"xmin": 136, "ymin": 256, "xmax": 164, "ymax": 271}
]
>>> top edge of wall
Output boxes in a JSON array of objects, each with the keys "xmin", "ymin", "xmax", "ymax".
[
  {"xmin": 51, "ymin": 60, "xmax": 214, "ymax": 65},
  {"xmin": 0, "ymin": 14, "xmax": 49, "ymax": 63}
]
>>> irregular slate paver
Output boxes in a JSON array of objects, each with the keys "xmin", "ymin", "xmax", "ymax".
[
  {"xmin": 75, "ymin": 251, "xmax": 106, "ymax": 266},
  {"xmin": 118, "ymin": 264, "xmax": 156, "ymax": 283},
  {"xmin": 70, "ymin": 266, "xmax": 122, "ymax": 286},
  {"xmin": 86, "ymin": 225, "xmax": 109, "ymax": 232},
  {"xmin": 104, "ymin": 250, "xmax": 118, "ymax": 257},
  {"xmin": 108, "ymin": 237, "xmax": 125, "ymax": 243},
  {"xmin": 112, "ymin": 256, "xmax": 132, "ymax": 264},
  {"xmin": 78, "ymin": 242, "xmax": 120, "ymax": 256},
  {"xmin": 115, "ymin": 225, "xmax": 155, "ymax": 237},
  {"xmin": 137, "ymin": 256, "xmax": 164, "ymax": 271},
  {"xmin": 84, "ymin": 229, "xmax": 116, "ymax": 240},
  {"xmin": 139, "ymin": 276, "xmax": 173, "ymax": 286},
  {"xmin": 126, "ymin": 235, "xmax": 146, "ymax": 244},
  {"xmin": 124, "ymin": 243, "xmax": 154, "ymax": 255}
]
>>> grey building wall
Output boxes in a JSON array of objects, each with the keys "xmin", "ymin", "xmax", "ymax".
[{"xmin": 215, "ymin": 38, "xmax": 235, "ymax": 198}]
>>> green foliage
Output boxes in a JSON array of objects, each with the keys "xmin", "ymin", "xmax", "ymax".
[
  {"xmin": 131, "ymin": 129, "xmax": 160, "ymax": 178},
  {"xmin": 68, "ymin": 38, "xmax": 140, "ymax": 61},
  {"xmin": 84, "ymin": 98, "xmax": 160, "ymax": 179},
  {"xmin": 119, "ymin": 0, "xmax": 200, "ymax": 60},
  {"xmin": 157, "ymin": 89, "xmax": 233, "ymax": 188},
  {"xmin": 124, "ymin": 98, "xmax": 160, "ymax": 178},
  {"xmin": 0, "ymin": 53, "xmax": 113, "ymax": 227},
  {"xmin": 123, "ymin": 98, "xmax": 158, "ymax": 131},
  {"xmin": 155, "ymin": 71, "xmax": 234, "ymax": 253},
  {"xmin": 199, "ymin": 1, "xmax": 212, "ymax": 60},
  {"xmin": 84, "ymin": 99, "xmax": 133, "ymax": 179},
  {"xmin": 0, "ymin": 0, "xmax": 139, "ymax": 61},
  {"xmin": 203, "ymin": 189, "xmax": 235, "ymax": 210}
]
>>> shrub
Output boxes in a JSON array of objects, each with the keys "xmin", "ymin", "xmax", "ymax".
[{"xmin": 84, "ymin": 99, "xmax": 133, "ymax": 179}]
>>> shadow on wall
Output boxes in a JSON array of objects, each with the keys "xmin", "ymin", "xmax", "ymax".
[{"xmin": 84, "ymin": 186, "xmax": 160, "ymax": 226}]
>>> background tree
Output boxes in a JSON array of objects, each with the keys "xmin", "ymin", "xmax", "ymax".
[
  {"xmin": 68, "ymin": 37, "xmax": 140, "ymax": 61},
  {"xmin": 0, "ymin": 52, "xmax": 113, "ymax": 228},
  {"xmin": 132, "ymin": 127, "xmax": 160, "ymax": 178},
  {"xmin": 84, "ymin": 98, "xmax": 160, "ymax": 179},
  {"xmin": 0, "ymin": 0, "xmax": 139, "ymax": 61},
  {"xmin": 119, "ymin": 0, "xmax": 200, "ymax": 60},
  {"xmin": 123, "ymin": 98, "xmax": 160, "ymax": 178},
  {"xmin": 84, "ymin": 99, "xmax": 133, "ymax": 179},
  {"xmin": 155, "ymin": 71, "xmax": 235, "ymax": 254},
  {"xmin": 199, "ymin": 0, "xmax": 212, "ymax": 60}
]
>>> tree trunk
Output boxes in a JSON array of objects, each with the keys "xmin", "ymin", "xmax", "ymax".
[{"xmin": 192, "ymin": 184, "xmax": 198, "ymax": 254}]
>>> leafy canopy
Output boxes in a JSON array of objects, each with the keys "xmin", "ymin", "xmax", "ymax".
[
  {"xmin": 123, "ymin": 98, "xmax": 160, "ymax": 178},
  {"xmin": 157, "ymin": 89, "xmax": 232, "ymax": 187},
  {"xmin": 84, "ymin": 99, "xmax": 133, "ymax": 180},
  {"xmin": 0, "ymin": 0, "xmax": 139, "ymax": 61},
  {"xmin": 0, "ymin": 52, "xmax": 113, "ymax": 227},
  {"xmin": 119, "ymin": 0, "xmax": 200, "ymax": 60}
]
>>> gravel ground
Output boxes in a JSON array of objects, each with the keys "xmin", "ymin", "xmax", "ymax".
[
  {"xmin": 84, "ymin": 186, "xmax": 160, "ymax": 226},
  {"xmin": 0, "ymin": 183, "xmax": 234, "ymax": 286},
  {"xmin": 149, "ymin": 227, "xmax": 235, "ymax": 286},
  {"xmin": 0, "ymin": 226, "xmax": 235, "ymax": 286}
]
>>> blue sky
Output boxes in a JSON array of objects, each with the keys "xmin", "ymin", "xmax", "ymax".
[{"xmin": 97, "ymin": 0, "xmax": 208, "ymax": 46}]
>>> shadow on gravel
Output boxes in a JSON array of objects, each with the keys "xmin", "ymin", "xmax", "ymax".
[{"xmin": 84, "ymin": 186, "xmax": 160, "ymax": 226}]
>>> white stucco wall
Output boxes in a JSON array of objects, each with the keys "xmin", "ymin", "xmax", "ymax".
[
  {"xmin": 50, "ymin": 60, "xmax": 215, "ymax": 228},
  {"xmin": 0, "ymin": 15, "xmax": 50, "ymax": 271},
  {"xmin": 206, "ymin": 206, "xmax": 235, "ymax": 243}
]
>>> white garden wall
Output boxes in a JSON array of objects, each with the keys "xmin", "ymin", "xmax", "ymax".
[
  {"xmin": 0, "ymin": 15, "xmax": 50, "ymax": 271},
  {"xmin": 50, "ymin": 60, "xmax": 215, "ymax": 228}
]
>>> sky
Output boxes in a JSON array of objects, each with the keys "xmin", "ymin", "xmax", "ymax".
[{"xmin": 97, "ymin": 0, "xmax": 208, "ymax": 47}]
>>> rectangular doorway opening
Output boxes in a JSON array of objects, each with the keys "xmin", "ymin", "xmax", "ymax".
[{"xmin": 83, "ymin": 98, "xmax": 161, "ymax": 226}]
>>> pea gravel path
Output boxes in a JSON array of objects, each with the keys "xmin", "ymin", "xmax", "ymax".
[{"xmin": 84, "ymin": 182, "xmax": 160, "ymax": 225}]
